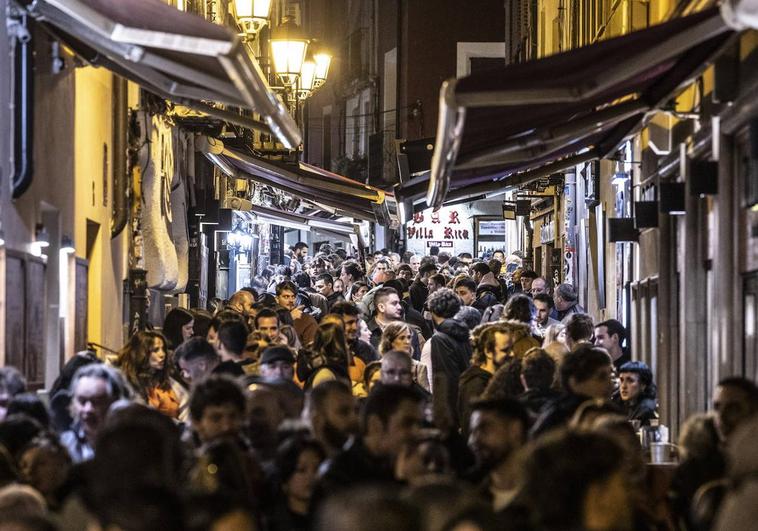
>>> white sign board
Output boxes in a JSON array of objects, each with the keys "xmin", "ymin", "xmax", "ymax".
[
  {"xmin": 405, "ymin": 205, "xmax": 474, "ymax": 256},
  {"xmin": 478, "ymin": 220, "xmax": 506, "ymax": 236}
]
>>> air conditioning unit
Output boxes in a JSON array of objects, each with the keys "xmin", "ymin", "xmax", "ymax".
[{"xmin": 221, "ymin": 196, "xmax": 252, "ymax": 211}]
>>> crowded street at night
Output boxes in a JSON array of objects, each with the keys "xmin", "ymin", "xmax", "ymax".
[{"xmin": 1, "ymin": 0, "xmax": 758, "ymax": 529}]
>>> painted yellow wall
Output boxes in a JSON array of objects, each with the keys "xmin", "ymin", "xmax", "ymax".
[{"xmin": 74, "ymin": 67, "xmax": 128, "ymax": 353}]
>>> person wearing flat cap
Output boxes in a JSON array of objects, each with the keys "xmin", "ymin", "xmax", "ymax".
[{"xmin": 259, "ymin": 346, "xmax": 296, "ymax": 383}]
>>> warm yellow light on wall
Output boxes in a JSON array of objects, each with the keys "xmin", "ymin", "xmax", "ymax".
[
  {"xmin": 297, "ymin": 59, "xmax": 316, "ymax": 99},
  {"xmin": 270, "ymin": 18, "xmax": 309, "ymax": 86},
  {"xmin": 313, "ymin": 51, "xmax": 331, "ymax": 88}
]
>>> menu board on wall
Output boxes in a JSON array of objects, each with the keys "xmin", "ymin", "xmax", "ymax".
[
  {"xmin": 3, "ymin": 253, "xmax": 47, "ymax": 389},
  {"xmin": 474, "ymin": 216, "xmax": 509, "ymax": 256},
  {"xmin": 478, "ymin": 220, "xmax": 506, "ymax": 236},
  {"xmin": 75, "ymin": 259, "xmax": 89, "ymax": 353},
  {"xmin": 4, "ymin": 255, "xmax": 25, "ymax": 371},
  {"xmin": 25, "ymin": 260, "xmax": 46, "ymax": 388}
]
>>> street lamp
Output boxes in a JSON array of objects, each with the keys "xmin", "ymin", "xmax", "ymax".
[
  {"xmin": 297, "ymin": 58, "xmax": 316, "ymax": 100},
  {"xmin": 234, "ymin": 0, "xmax": 272, "ymax": 38},
  {"xmin": 270, "ymin": 17, "xmax": 309, "ymax": 87},
  {"xmin": 310, "ymin": 41, "xmax": 331, "ymax": 88}
]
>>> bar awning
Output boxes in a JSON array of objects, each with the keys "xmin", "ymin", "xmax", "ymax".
[
  {"xmin": 22, "ymin": 0, "xmax": 300, "ymax": 148},
  {"xmin": 424, "ymin": 6, "xmax": 737, "ymax": 208},
  {"xmin": 239, "ymin": 205, "xmax": 359, "ymax": 236},
  {"xmin": 200, "ymin": 137, "xmax": 393, "ymax": 224}
]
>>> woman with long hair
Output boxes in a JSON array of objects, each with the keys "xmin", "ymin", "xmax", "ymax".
[
  {"xmin": 298, "ymin": 323, "xmax": 354, "ymax": 390},
  {"xmin": 265, "ymin": 436, "xmax": 326, "ymax": 531},
  {"xmin": 115, "ymin": 331, "xmax": 187, "ymax": 420},
  {"xmin": 162, "ymin": 308, "xmax": 194, "ymax": 351},
  {"xmin": 379, "ymin": 322, "xmax": 430, "ymax": 391},
  {"xmin": 347, "ymin": 281, "xmax": 369, "ymax": 305}
]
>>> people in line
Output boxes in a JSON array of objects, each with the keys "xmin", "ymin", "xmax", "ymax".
[{"xmin": 2, "ymin": 245, "xmax": 753, "ymax": 531}]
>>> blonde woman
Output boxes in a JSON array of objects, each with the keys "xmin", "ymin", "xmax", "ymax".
[{"xmin": 379, "ymin": 322, "xmax": 430, "ymax": 391}]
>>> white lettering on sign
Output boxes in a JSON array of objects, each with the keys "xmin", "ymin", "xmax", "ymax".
[{"xmin": 405, "ymin": 205, "xmax": 474, "ymax": 256}]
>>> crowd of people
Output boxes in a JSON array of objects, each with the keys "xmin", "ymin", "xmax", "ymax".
[{"xmin": 0, "ymin": 243, "xmax": 757, "ymax": 530}]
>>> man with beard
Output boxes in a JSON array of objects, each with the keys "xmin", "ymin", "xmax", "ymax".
[
  {"xmin": 315, "ymin": 273, "xmax": 345, "ymax": 310},
  {"xmin": 468, "ymin": 398, "xmax": 529, "ymax": 511},
  {"xmin": 285, "ymin": 242, "xmax": 308, "ymax": 272},
  {"xmin": 303, "ymin": 380, "xmax": 359, "ymax": 457},
  {"xmin": 227, "ymin": 289, "xmax": 256, "ymax": 325},
  {"xmin": 458, "ymin": 323, "xmax": 513, "ymax": 435},
  {"xmin": 409, "ymin": 262, "xmax": 437, "ymax": 313},
  {"xmin": 330, "ymin": 301, "xmax": 379, "ymax": 364},
  {"xmin": 367, "ymin": 288, "xmax": 422, "ymax": 359},
  {"xmin": 314, "ymin": 385, "xmax": 423, "ymax": 499},
  {"xmin": 276, "ymin": 280, "xmax": 318, "ymax": 346}
]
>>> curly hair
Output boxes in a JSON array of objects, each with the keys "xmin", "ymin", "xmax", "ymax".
[
  {"xmin": 379, "ymin": 322, "xmax": 412, "ymax": 355},
  {"xmin": 427, "ymin": 288, "xmax": 461, "ymax": 319},
  {"xmin": 471, "ymin": 323, "xmax": 507, "ymax": 365},
  {"xmin": 341, "ymin": 261, "xmax": 364, "ymax": 282},
  {"xmin": 116, "ymin": 331, "xmax": 171, "ymax": 397}
]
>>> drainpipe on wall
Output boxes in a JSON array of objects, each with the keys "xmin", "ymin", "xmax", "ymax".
[
  {"xmin": 8, "ymin": 10, "xmax": 34, "ymax": 199},
  {"xmin": 395, "ymin": 0, "xmax": 403, "ymax": 141},
  {"xmin": 111, "ymin": 75, "xmax": 129, "ymax": 238}
]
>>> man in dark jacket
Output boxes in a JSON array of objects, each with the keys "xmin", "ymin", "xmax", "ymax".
[
  {"xmin": 330, "ymin": 301, "xmax": 379, "ymax": 364},
  {"xmin": 385, "ymin": 279, "xmax": 432, "ymax": 339},
  {"xmin": 531, "ymin": 345, "xmax": 614, "ymax": 437},
  {"xmin": 367, "ymin": 287, "xmax": 422, "ymax": 359},
  {"xmin": 471, "ymin": 262, "xmax": 502, "ymax": 312},
  {"xmin": 518, "ymin": 348, "xmax": 560, "ymax": 426},
  {"xmin": 409, "ymin": 262, "xmax": 437, "ymax": 313},
  {"xmin": 313, "ymin": 384, "xmax": 423, "ymax": 504},
  {"xmin": 458, "ymin": 322, "xmax": 514, "ymax": 435},
  {"xmin": 423, "ymin": 289, "xmax": 472, "ymax": 430},
  {"xmin": 314, "ymin": 273, "xmax": 345, "ymax": 311}
]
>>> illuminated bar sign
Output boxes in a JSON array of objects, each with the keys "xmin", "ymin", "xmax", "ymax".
[{"xmin": 405, "ymin": 205, "xmax": 474, "ymax": 255}]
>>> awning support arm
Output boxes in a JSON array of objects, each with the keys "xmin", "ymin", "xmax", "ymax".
[
  {"xmin": 443, "ymin": 150, "xmax": 598, "ymax": 204},
  {"xmin": 456, "ymin": 99, "xmax": 648, "ymax": 169}
]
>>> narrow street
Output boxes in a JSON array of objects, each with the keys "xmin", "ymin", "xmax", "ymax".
[{"xmin": 0, "ymin": 0, "xmax": 758, "ymax": 529}]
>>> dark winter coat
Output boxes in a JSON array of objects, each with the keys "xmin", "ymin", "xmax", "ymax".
[
  {"xmin": 409, "ymin": 279, "xmax": 429, "ymax": 313},
  {"xmin": 622, "ymin": 396, "xmax": 658, "ymax": 425},
  {"xmin": 430, "ymin": 319, "xmax": 473, "ymax": 428},
  {"xmin": 530, "ymin": 392, "xmax": 590, "ymax": 438},
  {"xmin": 458, "ymin": 366, "xmax": 492, "ymax": 435},
  {"xmin": 473, "ymin": 273, "xmax": 503, "ymax": 313}
]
